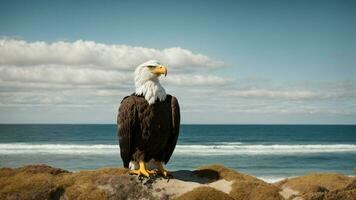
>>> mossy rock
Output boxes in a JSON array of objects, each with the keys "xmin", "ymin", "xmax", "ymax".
[
  {"xmin": 3, "ymin": 164, "xmax": 354, "ymax": 200},
  {"xmin": 197, "ymin": 164, "xmax": 283, "ymax": 200},
  {"xmin": 175, "ymin": 186, "xmax": 234, "ymax": 200},
  {"xmin": 0, "ymin": 165, "xmax": 129, "ymax": 200},
  {"xmin": 0, "ymin": 165, "xmax": 66, "ymax": 200},
  {"xmin": 277, "ymin": 173, "xmax": 356, "ymax": 200}
]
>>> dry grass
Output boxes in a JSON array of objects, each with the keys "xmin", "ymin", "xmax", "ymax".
[
  {"xmin": 56, "ymin": 167, "xmax": 129, "ymax": 200},
  {"xmin": 277, "ymin": 173, "xmax": 354, "ymax": 194},
  {"xmin": 277, "ymin": 173, "xmax": 356, "ymax": 200},
  {"xmin": 174, "ymin": 186, "xmax": 234, "ymax": 200},
  {"xmin": 0, "ymin": 165, "xmax": 128, "ymax": 200},
  {"xmin": 0, "ymin": 165, "xmax": 67, "ymax": 200}
]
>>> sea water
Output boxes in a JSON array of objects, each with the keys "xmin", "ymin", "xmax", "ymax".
[{"xmin": 0, "ymin": 124, "xmax": 355, "ymax": 183}]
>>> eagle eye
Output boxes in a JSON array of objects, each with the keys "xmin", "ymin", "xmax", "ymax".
[{"xmin": 147, "ymin": 65, "xmax": 155, "ymax": 68}]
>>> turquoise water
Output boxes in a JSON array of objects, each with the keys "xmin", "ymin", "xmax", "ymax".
[{"xmin": 0, "ymin": 124, "xmax": 355, "ymax": 182}]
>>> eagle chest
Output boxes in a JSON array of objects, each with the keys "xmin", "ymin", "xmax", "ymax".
[{"xmin": 137, "ymin": 102, "xmax": 171, "ymax": 141}]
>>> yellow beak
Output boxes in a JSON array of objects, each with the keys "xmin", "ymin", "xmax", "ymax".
[{"xmin": 151, "ymin": 65, "xmax": 167, "ymax": 77}]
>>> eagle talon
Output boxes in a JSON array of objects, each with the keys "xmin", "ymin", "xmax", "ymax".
[
  {"xmin": 158, "ymin": 170, "xmax": 171, "ymax": 177},
  {"xmin": 147, "ymin": 169, "xmax": 157, "ymax": 176},
  {"xmin": 155, "ymin": 162, "xmax": 171, "ymax": 178},
  {"xmin": 129, "ymin": 161, "xmax": 155, "ymax": 178},
  {"xmin": 129, "ymin": 169, "xmax": 150, "ymax": 177}
]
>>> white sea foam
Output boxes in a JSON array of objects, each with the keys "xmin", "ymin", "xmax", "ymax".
[
  {"xmin": 0, "ymin": 143, "xmax": 356, "ymax": 155},
  {"xmin": 0, "ymin": 143, "xmax": 118, "ymax": 155},
  {"xmin": 257, "ymin": 176, "xmax": 295, "ymax": 183},
  {"xmin": 214, "ymin": 142, "xmax": 244, "ymax": 145},
  {"xmin": 258, "ymin": 175, "xmax": 356, "ymax": 183},
  {"xmin": 174, "ymin": 144, "xmax": 356, "ymax": 155}
]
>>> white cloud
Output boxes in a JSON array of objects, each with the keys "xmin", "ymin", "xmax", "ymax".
[
  {"xmin": 0, "ymin": 65, "xmax": 234, "ymax": 88},
  {"xmin": 0, "ymin": 39, "xmax": 230, "ymax": 89},
  {"xmin": 0, "ymin": 92, "xmax": 66, "ymax": 107},
  {"xmin": 0, "ymin": 39, "xmax": 224, "ymax": 69},
  {"xmin": 1, "ymin": 38, "xmax": 354, "ymax": 123},
  {"xmin": 224, "ymin": 88, "xmax": 356, "ymax": 100},
  {"xmin": 0, "ymin": 39, "xmax": 235, "ymax": 117},
  {"xmin": 163, "ymin": 75, "xmax": 232, "ymax": 86},
  {"xmin": 225, "ymin": 89, "xmax": 319, "ymax": 100},
  {"xmin": 0, "ymin": 65, "xmax": 131, "ymax": 85}
]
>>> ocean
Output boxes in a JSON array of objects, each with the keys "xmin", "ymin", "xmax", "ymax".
[{"xmin": 0, "ymin": 124, "xmax": 355, "ymax": 183}]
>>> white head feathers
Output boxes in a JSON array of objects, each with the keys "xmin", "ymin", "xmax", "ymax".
[{"xmin": 134, "ymin": 60, "xmax": 167, "ymax": 105}]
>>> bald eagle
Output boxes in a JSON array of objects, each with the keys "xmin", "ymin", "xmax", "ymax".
[{"xmin": 117, "ymin": 60, "xmax": 180, "ymax": 177}]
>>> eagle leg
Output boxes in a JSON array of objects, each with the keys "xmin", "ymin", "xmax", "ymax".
[
  {"xmin": 155, "ymin": 162, "xmax": 171, "ymax": 177},
  {"xmin": 129, "ymin": 161, "xmax": 155, "ymax": 177}
]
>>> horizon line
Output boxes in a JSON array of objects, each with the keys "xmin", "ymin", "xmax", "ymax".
[{"xmin": 0, "ymin": 123, "xmax": 355, "ymax": 126}]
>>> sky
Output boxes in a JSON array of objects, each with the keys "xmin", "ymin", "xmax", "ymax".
[{"xmin": 0, "ymin": 0, "xmax": 355, "ymax": 124}]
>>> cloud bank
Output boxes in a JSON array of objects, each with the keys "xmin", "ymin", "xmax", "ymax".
[
  {"xmin": 0, "ymin": 38, "xmax": 236, "ymax": 121},
  {"xmin": 0, "ymin": 38, "xmax": 355, "ymax": 123},
  {"xmin": 0, "ymin": 39, "xmax": 224, "ymax": 69},
  {"xmin": 0, "ymin": 39, "xmax": 229, "ymax": 88},
  {"xmin": 224, "ymin": 88, "xmax": 356, "ymax": 100}
]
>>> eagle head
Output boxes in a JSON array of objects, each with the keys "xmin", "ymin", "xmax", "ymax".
[{"xmin": 134, "ymin": 60, "xmax": 167, "ymax": 104}]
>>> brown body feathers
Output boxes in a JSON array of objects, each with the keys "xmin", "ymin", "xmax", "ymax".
[{"xmin": 117, "ymin": 94, "xmax": 180, "ymax": 168}]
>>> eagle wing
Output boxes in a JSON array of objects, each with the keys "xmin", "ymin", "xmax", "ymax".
[
  {"xmin": 117, "ymin": 96, "xmax": 137, "ymax": 168},
  {"xmin": 164, "ymin": 96, "xmax": 180, "ymax": 164}
]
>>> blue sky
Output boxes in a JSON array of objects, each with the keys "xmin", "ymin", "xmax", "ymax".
[{"xmin": 0, "ymin": 0, "xmax": 355, "ymax": 124}]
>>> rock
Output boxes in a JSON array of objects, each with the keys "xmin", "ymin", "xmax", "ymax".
[
  {"xmin": 276, "ymin": 173, "xmax": 356, "ymax": 200},
  {"xmin": 1, "ymin": 164, "xmax": 354, "ymax": 200},
  {"xmin": 0, "ymin": 165, "xmax": 67, "ymax": 200},
  {"xmin": 174, "ymin": 186, "xmax": 234, "ymax": 200},
  {"xmin": 150, "ymin": 169, "xmax": 232, "ymax": 199},
  {"xmin": 55, "ymin": 167, "xmax": 129, "ymax": 200},
  {"xmin": 95, "ymin": 174, "xmax": 157, "ymax": 200},
  {"xmin": 196, "ymin": 165, "xmax": 283, "ymax": 200}
]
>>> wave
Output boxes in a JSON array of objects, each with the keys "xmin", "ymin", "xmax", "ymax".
[
  {"xmin": 174, "ymin": 144, "xmax": 356, "ymax": 155},
  {"xmin": 0, "ymin": 143, "xmax": 356, "ymax": 155}
]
